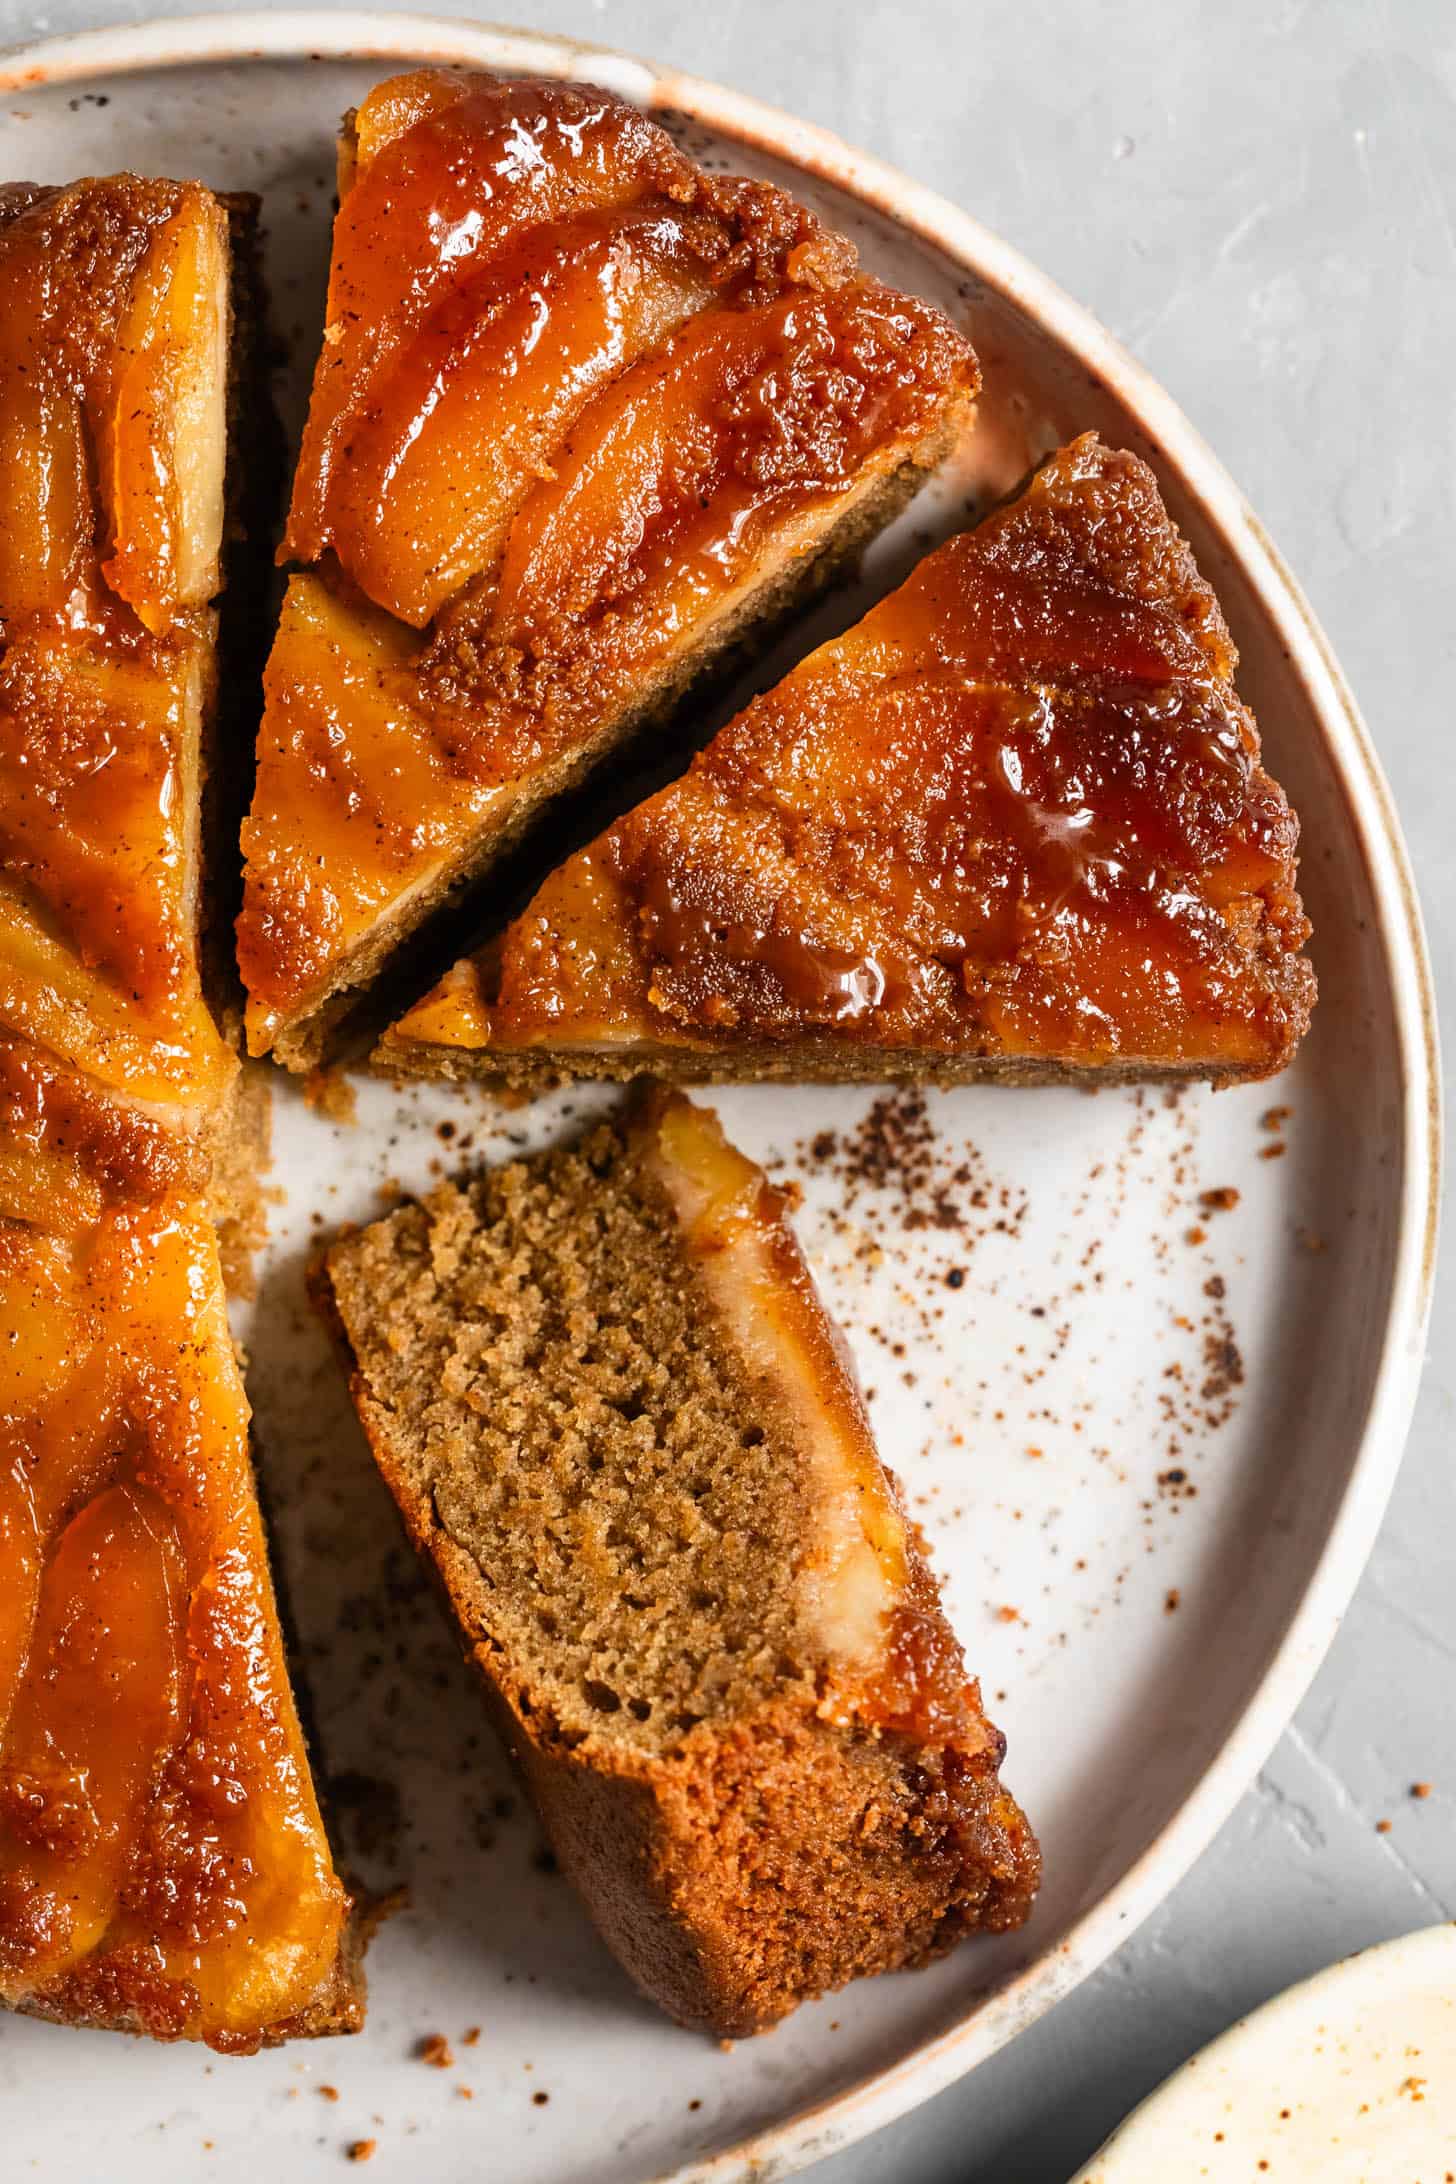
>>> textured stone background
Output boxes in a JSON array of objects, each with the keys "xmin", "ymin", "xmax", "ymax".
[{"xmin": 6, "ymin": 1, "xmax": 1450, "ymax": 2175}]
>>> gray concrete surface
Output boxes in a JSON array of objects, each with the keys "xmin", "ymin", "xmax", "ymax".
[{"xmin": 6, "ymin": 0, "xmax": 1449, "ymax": 2174}]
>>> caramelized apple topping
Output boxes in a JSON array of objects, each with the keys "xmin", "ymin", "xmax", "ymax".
[
  {"xmin": 0, "ymin": 1196, "xmax": 349, "ymax": 2043},
  {"xmin": 240, "ymin": 72, "xmax": 975, "ymax": 1059},
  {"xmin": 388, "ymin": 437, "xmax": 1314, "ymax": 1079},
  {"xmin": 0, "ymin": 177, "xmax": 235, "ymax": 1110},
  {"xmin": 0, "ymin": 178, "xmax": 228, "ymax": 636}
]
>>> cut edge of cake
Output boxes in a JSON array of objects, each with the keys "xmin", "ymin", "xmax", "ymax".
[
  {"xmin": 261, "ymin": 416, "xmax": 966, "ymax": 1078},
  {"xmin": 313, "ymin": 1086, "xmax": 1039, "ymax": 2038}
]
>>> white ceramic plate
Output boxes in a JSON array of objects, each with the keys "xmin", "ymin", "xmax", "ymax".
[
  {"xmin": 0, "ymin": 15, "xmax": 1438, "ymax": 2183},
  {"xmin": 1071, "ymin": 1922, "xmax": 1456, "ymax": 2181}
]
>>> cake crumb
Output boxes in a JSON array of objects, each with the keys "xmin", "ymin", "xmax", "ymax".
[
  {"xmin": 418, "ymin": 2033, "xmax": 454, "ymax": 2069},
  {"xmin": 304, "ymin": 1067, "xmax": 358, "ymax": 1125},
  {"xmin": 1165, "ymin": 1588, "xmax": 1180, "ymax": 1614},
  {"xmin": 1199, "ymin": 1186, "xmax": 1240, "ymax": 1213},
  {"xmin": 462, "ymin": 2025, "xmax": 482, "ymax": 2046},
  {"xmin": 346, "ymin": 2142, "xmax": 377, "ymax": 2164},
  {"xmin": 1376, "ymin": 1818, "xmax": 1393, "ymax": 1833},
  {"xmin": 319, "ymin": 2085, "xmax": 339, "ymax": 2102},
  {"xmin": 1412, "ymin": 1781, "xmax": 1433, "ymax": 1799},
  {"xmin": 532, "ymin": 2090, "xmax": 550, "ymax": 2107}
]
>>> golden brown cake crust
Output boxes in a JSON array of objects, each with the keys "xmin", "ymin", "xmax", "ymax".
[
  {"xmin": 314, "ymin": 1092, "xmax": 1038, "ymax": 2036},
  {"xmin": 384, "ymin": 435, "xmax": 1315, "ymax": 1087}
]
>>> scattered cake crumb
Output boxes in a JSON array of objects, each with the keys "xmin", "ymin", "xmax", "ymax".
[
  {"xmin": 1199, "ymin": 1186, "xmax": 1240, "ymax": 1213},
  {"xmin": 346, "ymin": 2142, "xmax": 377, "ymax": 2164},
  {"xmin": 1165, "ymin": 1588, "xmax": 1180, "ymax": 1614},
  {"xmin": 532, "ymin": 2090, "xmax": 550, "ymax": 2107},
  {"xmin": 1376, "ymin": 1818, "xmax": 1392, "ymax": 1833},
  {"xmin": 304, "ymin": 1067, "xmax": 359, "ymax": 1125},
  {"xmin": 1412, "ymin": 1782, "xmax": 1433, "ymax": 1799},
  {"xmin": 418, "ymin": 2033, "xmax": 454, "ymax": 2069},
  {"xmin": 319, "ymin": 2085, "xmax": 339, "ymax": 2102},
  {"xmin": 462, "ymin": 2025, "xmax": 481, "ymax": 2046}
]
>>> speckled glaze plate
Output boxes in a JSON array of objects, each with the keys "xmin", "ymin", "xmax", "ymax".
[
  {"xmin": 0, "ymin": 15, "xmax": 1438, "ymax": 2184},
  {"xmin": 1071, "ymin": 1923, "xmax": 1456, "ymax": 2181}
]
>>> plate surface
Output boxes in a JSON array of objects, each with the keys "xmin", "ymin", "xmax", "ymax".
[
  {"xmin": 1071, "ymin": 1923, "xmax": 1456, "ymax": 2181},
  {"xmin": 0, "ymin": 15, "xmax": 1438, "ymax": 2183}
]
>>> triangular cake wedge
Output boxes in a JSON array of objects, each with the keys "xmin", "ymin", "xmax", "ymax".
[
  {"xmin": 383, "ymin": 435, "xmax": 1316, "ymax": 1087},
  {"xmin": 315, "ymin": 1089, "xmax": 1039, "ymax": 2036},
  {"xmin": 0, "ymin": 178, "xmax": 363, "ymax": 2047},
  {"xmin": 237, "ymin": 69, "xmax": 980, "ymax": 1069}
]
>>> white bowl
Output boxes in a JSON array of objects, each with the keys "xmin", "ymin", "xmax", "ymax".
[
  {"xmin": 0, "ymin": 16, "xmax": 1439, "ymax": 2183},
  {"xmin": 1072, "ymin": 1923, "xmax": 1456, "ymax": 2181}
]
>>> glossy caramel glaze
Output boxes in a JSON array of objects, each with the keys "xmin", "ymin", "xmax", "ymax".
[
  {"xmin": 0, "ymin": 1038, "xmax": 207, "ymax": 1231},
  {"xmin": 0, "ymin": 1178, "xmax": 350, "ymax": 2048},
  {"xmin": 237, "ymin": 70, "xmax": 977, "ymax": 1057},
  {"xmin": 387, "ymin": 436, "xmax": 1315, "ymax": 1079},
  {"xmin": 0, "ymin": 178, "xmax": 235, "ymax": 1112},
  {"xmin": 0, "ymin": 181, "xmax": 354, "ymax": 2045}
]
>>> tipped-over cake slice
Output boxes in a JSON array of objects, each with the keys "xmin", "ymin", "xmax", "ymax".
[
  {"xmin": 315, "ymin": 1089, "xmax": 1038, "ymax": 2037},
  {"xmin": 0, "ymin": 178, "xmax": 362, "ymax": 2047},
  {"xmin": 237, "ymin": 68, "xmax": 980, "ymax": 1069},
  {"xmin": 384, "ymin": 435, "xmax": 1315, "ymax": 1087}
]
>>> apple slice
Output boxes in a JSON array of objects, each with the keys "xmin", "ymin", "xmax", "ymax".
[
  {"xmin": 322, "ymin": 206, "xmax": 719, "ymax": 627},
  {"xmin": 0, "ymin": 334, "xmax": 92, "ymax": 627},
  {"xmin": 92, "ymin": 189, "xmax": 229, "ymax": 630},
  {"xmin": 287, "ymin": 75, "xmax": 692, "ymax": 559},
  {"xmin": 0, "ymin": 1482, "xmax": 187, "ymax": 1991}
]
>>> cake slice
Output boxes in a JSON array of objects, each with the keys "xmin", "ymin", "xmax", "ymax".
[
  {"xmin": 0, "ymin": 1049, "xmax": 364, "ymax": 2049},
  {"xmin": 0, "ymin": 178, "xmax": 363, "ymax": 2047},
  {"xmin": 237, "ymin": 68, "xmax": 980, "ymax": 1069},
  {"xmin": 0, "ymin": 176, "xmax": 244, "ymax": 1123},
  {"xmin": 383, "ymin": 435, "xmax": 1315, "ymax": 1088},
  {"xmin": 314, "ymin": 1090, "xmax": 1038, "ymax": 2037}
]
